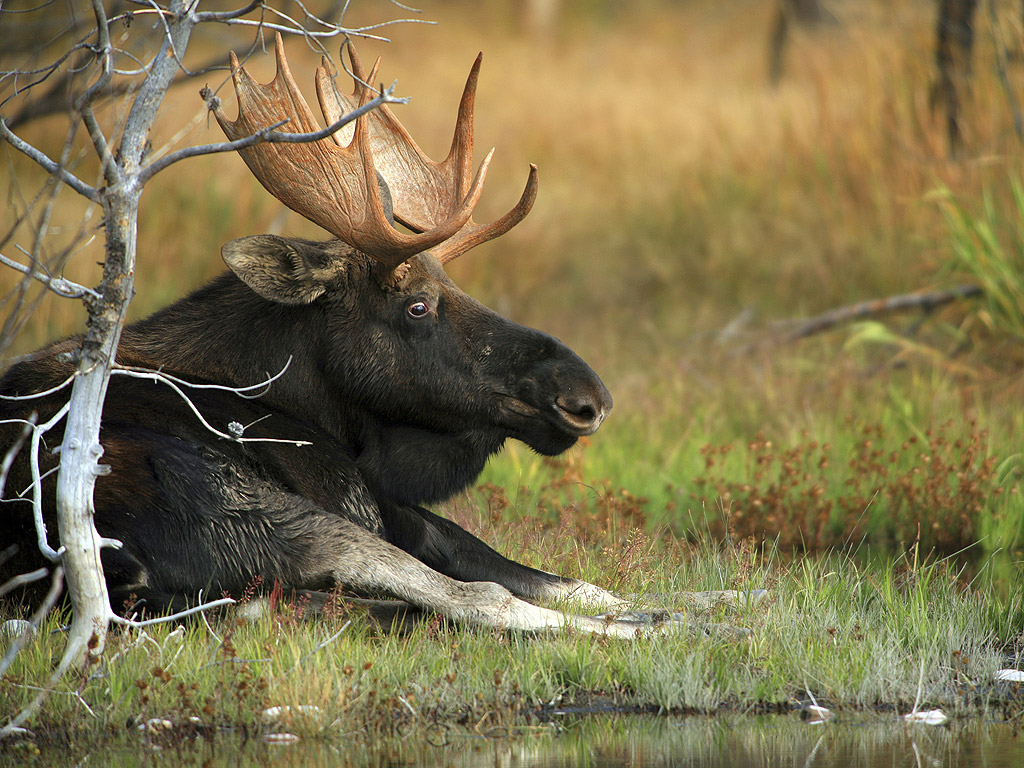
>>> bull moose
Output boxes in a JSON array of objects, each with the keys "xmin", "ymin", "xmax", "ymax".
[{"xmin": 1, "ymin": 38, "xmax": 726, "ymax": 637}]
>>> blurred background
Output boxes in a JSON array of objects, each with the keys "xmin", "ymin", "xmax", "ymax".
[{"xmin": 2, "ymin": 0, "xmax": 1023, "ymax": 563}]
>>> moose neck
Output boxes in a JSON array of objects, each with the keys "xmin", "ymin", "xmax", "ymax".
[{"xmin": 119, "ymin": 272, "xmax": 344, "ymax": 430}]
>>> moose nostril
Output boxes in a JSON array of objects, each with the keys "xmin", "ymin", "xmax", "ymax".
[
  {"xmin": 573, "ymin": 403, "xmax": 598, "ymax": 423},
  {"xmin": 555, "ymin": 394, "xmax": 603, "ymax": 431}
]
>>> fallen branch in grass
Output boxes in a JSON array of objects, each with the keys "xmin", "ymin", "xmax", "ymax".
[{"xmin": 775, "ymin": 283, "xmax": 983, "ymax": 342}]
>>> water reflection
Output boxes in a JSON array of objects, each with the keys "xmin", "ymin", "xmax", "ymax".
[{"xmin": 29, "ymin": 714, "xmax": 1024, "ymax": 767}]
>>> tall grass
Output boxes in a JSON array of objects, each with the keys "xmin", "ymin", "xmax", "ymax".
[{"xmin": 938, "ymin": 178, "xmax": 1024, "ymax": 346}]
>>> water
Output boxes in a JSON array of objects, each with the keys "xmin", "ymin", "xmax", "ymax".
[{"xmin": 13, "ymin": 713, "xmax": 1024, "ymax": 767}]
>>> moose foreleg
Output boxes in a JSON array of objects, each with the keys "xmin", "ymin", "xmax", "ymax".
[
  {"xmin": 302, "ymin": 514, "xmax": 653, "ymax": 637},
  {"xmin": 381, "ymin": 503, "xmax": 627, "ymax": 610}
]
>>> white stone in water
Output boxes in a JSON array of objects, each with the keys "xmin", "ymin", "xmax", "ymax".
[
  {"xmin": 1, "ymin": 619, "xmax": 35, "ymax": 640},
  {"xmin": 261, "ymin": 705, "xmax": 323, "ymax": 723},
  {"xmin": 902, "ymin": 709, "xmax": 947, "ymax": 725},
  {"xmin": 138, "ymin": 718, "xmax": 174, "ymax": 733},
  {"xmin": 805, "ymin": 704, "xmax": 833, "ymax": 724},
  {"xmin": 264, "ymin": 732, "xmax": 300, "ymax": 744}
]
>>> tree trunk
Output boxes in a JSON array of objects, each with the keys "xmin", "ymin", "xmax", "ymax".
[
  {"xmin": 933, "ymin": 0, "xmax": 979, "ymax": 153},
  {"xmin": 767, "ymin": 0, "xmax": 828, "ymax": 85},
  {"xmin": 52, "ymin": 0, "xmax": 194, "ymax": 669},
  {"xmin": 53, "ymin": 195, "xmax": 138, "ymax": 666}
]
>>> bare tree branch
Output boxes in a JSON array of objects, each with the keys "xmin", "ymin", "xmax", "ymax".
[
  {"xmin": 194, "ymin": 3, "xmax": 433, "ymax": 44},
  {"xmin": 111, "ymin": 364, "xmax": 313, "ymax": 445},
  {"xmin": 0, "ymin": 566, "xmax": 63, "ymax": 685},
  {"xmin": 111, "ymin": 596, "xmax": 237, "ymax": 628},
  {"xmin": 115, "ymin": 356, "xmax": 294, "ymax": 398},
  {"xmin": 30, "ymin": 401, "xmax": 72, "ymax": 563},
  {"xmin": 0, "ymin": 252, "xmax": 99, "ymax": 300},
  {"xmin": 777, "ymin": 284, "xmax": 984, "ymax": 342},
  {"xmin": 0, "ymin": 374, "xmax": 77, "ymax": 403},
  {"xmin": 0, "ymin": 567, "xmax": 49, "ymax": 599},
  {"xmin": 0, "ymin": 120, "xmax": 99, "ymax": 202},
  {"xmin": 0, "ymin": 417, "xmax": 34, "ymax": 499},
  {"xmin": 194, "ymin": 1, "xmax": 264, "ymax": 24}
]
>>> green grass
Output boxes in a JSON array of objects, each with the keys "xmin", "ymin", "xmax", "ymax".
[
  {"xmin": 477, "ymin": 377, "xmax": 1024, "ymax": 558},
  {"xmin": 3, "ymin": 538, "xmax": 1021, "ymax": 749},
  {"xmin": 937, "ymin": 178, "xmax": 1024, "ymax": 346}
]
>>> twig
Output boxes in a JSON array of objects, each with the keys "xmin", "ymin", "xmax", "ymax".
[
  {"xmin": 4, "ymin": 683, "xmax": 97, "ymax": 719},
  {"xmin": 4, "ymin": 54, "xmax": 232, "ymax": 131},
  {"xmin": 909, "ymin": 657, "xmax": 926, "ymax": 716},
  {"xmin": 303, "ymin": 619, "xmax": 351, "ymax": 661},
  {"xmin": 111, "ymin": 363, "xmax": 312, "ymax": 445},
  {"xmin": 29, "ymin": 402, "xmax": 72, "ymax": 563},
  {"xmin": 0, "ymin": 566, "xmax": 63, "ymax": 682},
  {"xmin": 0, "ymin": 545, "xmax": 17, "ymax": 568},
  {"xmin": 0, "ymin": 119, "xmax": 99, "ymax": 203},
  {"xmin": 114, "ymin": 357, "xmax": 292, "ymax": 398},
  {"xmin": 195, "ymin": 11, "xmax": 433, "ymax": 43},
  {"xmin": 777, "ymin": 284, "xmax": 982, "ymax": 342},
  {"xmin": 110, "ymin": 596, "xmax": 236, "ymax": 628},
  {"xmin": 199, "ymin": 590, "xmax": 223, "ymax": 644},
  {"xmin": 0, "ymin": 374, "xmax": 77, "ymax": 402},
  {"xmin": 0, "ymin": 252, "xmax": 99, "ymax": 300},
  {"xmin": 193, "ymin": 1, "xmax": 263, "ymax": 24},
  {"xmin": 0, "ymin": 416, "xmax": 34, "ymax": 499}
]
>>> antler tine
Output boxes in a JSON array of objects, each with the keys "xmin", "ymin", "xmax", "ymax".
[
  {"xmin": 435, "ymin": 163, "xmax": 539, "ymax": 264},
  {"xmin": 315, "ymin": 47, "xmax": 537, "ymax": 265},
  {"xmin": 215, "ymin": 33, "xmax": 479, "ymax": 276}
]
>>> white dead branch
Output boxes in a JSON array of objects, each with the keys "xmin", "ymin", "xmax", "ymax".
[{"xmin": 111, "ymin": 358, "xmax": 313, "ymax": 446}]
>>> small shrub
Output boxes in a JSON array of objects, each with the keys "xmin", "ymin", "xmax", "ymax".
[{"xmin": 690, "ymin": 421, "xmax": 1001, "ymax": 554}]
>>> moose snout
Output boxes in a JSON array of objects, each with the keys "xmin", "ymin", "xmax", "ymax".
[
  {"xmin": 489, "ymin": 325, "xmax": 613, "ymax": 446},
  {"xmin": 554, "ymin": 383, "xmax": 613, "ymax": 436}
]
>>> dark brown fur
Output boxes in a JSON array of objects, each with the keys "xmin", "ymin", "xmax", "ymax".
[{"xmin": 1, "ymin": 241, "xmax": 626, "ymax": 632}]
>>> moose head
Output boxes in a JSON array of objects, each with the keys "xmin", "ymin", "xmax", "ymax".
[{"xmin": 200, "ymin": 35, "xmax": 612, "ymax": 505}]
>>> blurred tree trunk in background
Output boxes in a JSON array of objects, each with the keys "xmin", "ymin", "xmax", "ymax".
[
  {"xmin": 932, "ymin": 0, "xmax": 979, "ymax": 153},
  {"xmin": 768, "ymin": 0, "xmax": 829, "ymax": 84}
]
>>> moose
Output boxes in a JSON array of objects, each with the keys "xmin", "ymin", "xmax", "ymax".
[{"xmin": 1, "ymin": 37, "xmax": 726, "ymax": 637}]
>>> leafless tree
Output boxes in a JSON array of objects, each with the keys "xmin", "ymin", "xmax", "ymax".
[
  {"xmin": 0, "ymin": 0, "xmax": 414, "ymax": 735},
  {"xmin": 930, "ymin": 0, "xmax": 1024, "ymax": 153},
  {"xmin": 932, "ymin": 0, "xmax": 980, "ymax": 152}
]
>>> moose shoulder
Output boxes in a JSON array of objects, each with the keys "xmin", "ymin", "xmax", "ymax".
[{"xmin": 1, "ymin": 37, "xmax": 711, "ymax": 637}]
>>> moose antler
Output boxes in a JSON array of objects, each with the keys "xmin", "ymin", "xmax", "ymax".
[
  {"xmin": 315, "ymin": 45, "xmax": 538, "ymax": 264},
  {"xmin": 215, "ymin": 34, "xmax": 537, "ymax": 275}
]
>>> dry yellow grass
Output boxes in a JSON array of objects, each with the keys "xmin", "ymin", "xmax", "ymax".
[{"xmin": 4, "ymin": 1, "xmax": 1021, "ymax": 348}]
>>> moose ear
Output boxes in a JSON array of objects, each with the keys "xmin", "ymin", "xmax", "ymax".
[{"xmin": 222, "ymin": 235, "xmax": 338, "ymax": 305}]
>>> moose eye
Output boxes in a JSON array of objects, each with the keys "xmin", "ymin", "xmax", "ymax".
[{"xmin": 407, "ymin": 300, "xmax": 432, "ymax": 319}]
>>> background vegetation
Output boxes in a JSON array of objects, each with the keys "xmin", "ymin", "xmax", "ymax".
[{"xmin": 3, "ymin": 0, "xmax": 1024, "ymax": 751}]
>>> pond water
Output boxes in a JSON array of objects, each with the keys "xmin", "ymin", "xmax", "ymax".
[{"xmin": 19, "ymin": 713, "xmax": 1024, "ymax": 767}]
